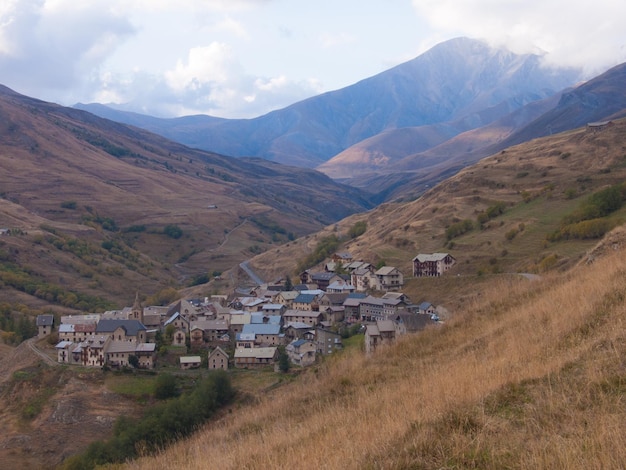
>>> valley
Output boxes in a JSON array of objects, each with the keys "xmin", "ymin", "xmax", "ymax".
[{"xmin": 0, "ymin": 36, "xmax": 625, "ymax": 470}]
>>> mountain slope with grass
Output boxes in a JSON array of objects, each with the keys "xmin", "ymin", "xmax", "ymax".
[
  {"xmin": 0, "ymin": 84, "xmax": 372, "ymax": 311},
  {"xmin": 125, "ymin": 224, "xmax": 626, "ymax": 470}
]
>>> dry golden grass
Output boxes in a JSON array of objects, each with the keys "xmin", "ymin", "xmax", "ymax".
[{"xmin": 127, "ymin": 245, "xmax": 626, "ymax": 469}]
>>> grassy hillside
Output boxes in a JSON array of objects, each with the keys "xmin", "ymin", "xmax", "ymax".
[
  {"xmin": 127, "ymin": 233, "xmax": 626, "ymax": 469},
  {"xmin": 0, "ymin": 86, "xmax": 372, "ymax": 311},
  {"xmin": 247, "ymin": 118, "xmax": 626, "ymax": 294}
]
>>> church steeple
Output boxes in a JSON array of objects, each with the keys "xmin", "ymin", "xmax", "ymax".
[{"xmin": 132, "ymin": 291, "xmax": 143, "ymax": 323}]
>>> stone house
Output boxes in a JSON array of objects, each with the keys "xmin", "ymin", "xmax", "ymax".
[
  {"xmin": 292, "ymin": 293, "xmax": 318, "ymax": 311},
  {"xmin": 359, "ymin": 296, "xmax": 386, "ymax": 322},
  {"xmin": 412, "ymin": 253, "xmax": 456, "ymax": 277},
  {"xmin": 96, "ymin": 319, "xmax": 147, "ymax": 344},
  {"xmin": 233, "ymin": 347, "xmax": 278, "ymax": 369},
  {"xmin": 364, "ymin": 320, "xmax": 398, "ymax": 354},
  {"xmin": 58, "ymin": 322, "xmax": 96, "ymax": 343},
  {"xmin": 36, "ymin": 314, "xmax": 54, "ymax": 337},
  {"xmin": 374, "ymin": 266, "xmax": 404, "ymax": 291},
  {"xmin": 282, "ymin": 310, "xmax": 323, "ymax": 327},
  {"xmin": 286, "ymin": 339, "xmax": 316, "ymax": 367},
  {"xmin": 208, "ymin": 346, "xmax": 229, "ymax": 370},
  {"xmin": 315, "ymin": 328, "xmax": 343, "ymax": 355},
  {"xmin": 241, "ymin": 323, "xmax": 282, "ymax": 346},
  {"xmin": 180, "ymin": 356, "xmax": 202, "ymax": 370}
]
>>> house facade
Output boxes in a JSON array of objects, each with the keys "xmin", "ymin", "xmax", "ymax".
[
  {"xmin": 208, "ymin": 347, "xmax": 229, "ymax": 370},
  {"xmin": 412, "ymin": 253, "xmax": 456, "ymax": 277},
  {"xmin": 286, "ymin": 339, "xmax": 316, "ymax": 367},
  {"xmin": 234, "ymin": 347, "xmax": 278, "ymax": 369},
  {"xmin": 374, "ymin": 266, "xmax": 404, "ymax": 291}
]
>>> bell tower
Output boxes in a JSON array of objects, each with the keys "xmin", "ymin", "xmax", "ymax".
[{"xmin": 132, "ymin": 291, "xmax": 144, "ymax": 324}]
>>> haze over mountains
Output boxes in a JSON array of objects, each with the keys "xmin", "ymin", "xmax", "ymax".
[{"xmin": 76, "ymin": 38, "xmax": 583, "ymax": 176}]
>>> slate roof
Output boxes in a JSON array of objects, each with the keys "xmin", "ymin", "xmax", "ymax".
[
  {"xmin": 96, "ymin": 319, "xmax": 147, "ymax": 336},
  {"xmin": 412, "ymin": 253, "xmax": 452, "ymax": 262},
  {"xmin": 294, "ymin": 293, "xmax": 317, "ymax": 304},
  {"xmin": 36, "ymin": 314, "xmax": 54, "ymax": 327},
  {"xmin": 234, "ymin": 347, "xmax": 277, "ymax": 359},
  {"xmin": 242, "ymin": 323, "xmax": 281, "ymax": 335}
]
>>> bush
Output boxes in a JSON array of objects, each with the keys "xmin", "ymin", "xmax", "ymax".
[
  {"xmin": 348, "ymin": 221, "xmax": 367, "ymax": 239},
  {"xmin": 163, "ymin": 224, "xmax": 183, "ymax": 239},
  {"xmin": 154, "ymin": 373, "xmax": 177, "ymax": 399},
  {"xmin": 445, "ymin": 219, "xmax": 474, "ymax": 240}
]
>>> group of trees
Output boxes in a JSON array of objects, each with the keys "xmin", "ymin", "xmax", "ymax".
[
  {"xmin": 61, "ymin": 371, "xmax": 234, "ymax": 470},
  {"xmin": 548, "ymin": 183, "xmax": 626, "ymax": 241}
]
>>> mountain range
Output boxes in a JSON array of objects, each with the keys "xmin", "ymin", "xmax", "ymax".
[{"xmin": 75, "ymin": 38, "xmax": 582, "ymax": 178}]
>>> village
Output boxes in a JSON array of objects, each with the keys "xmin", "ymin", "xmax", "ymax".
[{"xmin": 36, "ymin": 252, "xmax": 456, "ymax": 371}]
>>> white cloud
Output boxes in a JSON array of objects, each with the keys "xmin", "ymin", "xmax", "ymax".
[
  {"xmin": 411, "ymin": 0, "xmax": 626, "ymax": 75},
  {"xmin": 0, "ymin": 0, "xmax": 134, "ymax": 95},
  {"xmin": 165, "ymin": 43, "xmax": 240, "ymax": 91}
]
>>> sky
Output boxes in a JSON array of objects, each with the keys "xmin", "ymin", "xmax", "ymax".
[{"xmin": 0, "ymin": 0, "xmax": 625, "ymax": 119}]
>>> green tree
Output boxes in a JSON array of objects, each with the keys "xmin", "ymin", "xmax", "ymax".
[
  {"xmin": 278, "ymin": 345, "xmax": 290, "ymax": 373},
  {"xmin": 154, "ymin": 373, "xmax": 178, "ymax": 399},
  {"xmin": 128, "ymin": 355, "xmax": 139, "ymax": 369}
]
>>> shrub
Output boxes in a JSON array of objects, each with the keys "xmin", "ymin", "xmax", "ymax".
[
  {"xmin": 61, "ymin": 201, "xmax": 77, "ymax": 210},
  {"xmin": 446, "ymin": 219, "xmax": 474, "ymax": 240},
  {"xmin": 163, "ymin": 224, "xmax": 183, "ymax": 239},
  {"xmin": 348, "ymin": 221, "xmax": 367, "ymax": 239},
  {"xmin": 154, "ymin": 373, "xmax": 178, "ymax": 400}
]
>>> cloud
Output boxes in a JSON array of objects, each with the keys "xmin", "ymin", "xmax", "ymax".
[
  {"xmin": 412, "ymin": 0, "xmax": 626, "ymax": 75},
  {"xmin": 0, "ymin": 0, "xmax": 135, "ymax": 99}
]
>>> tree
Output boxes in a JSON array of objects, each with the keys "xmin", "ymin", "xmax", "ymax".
[
  {"xmin": 284, "ymin": 274, "xmax": 293, "ymax": 291},
  {"xmin": 128, "ymin": 355, "xmax": 139, "ymax": 369},
  {"xmin": 154, "ymin": 373, "xmax": 178, "ymax": 399},
  {"xmin": 278, "ymin": 345, "xmax": 290, "ymax": 373}
]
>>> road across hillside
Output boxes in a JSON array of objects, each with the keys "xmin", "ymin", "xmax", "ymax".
[{"xmin": 239, "ymin": 261, "xmax": 264, "ymax": 285}]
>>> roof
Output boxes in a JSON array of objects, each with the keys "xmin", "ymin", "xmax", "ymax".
[
  {"xmin": 343, "ymin": 297, "xmax": 363, "ymax": 307},
  {"xmin": 234, "ymin": 347, "xmax": 277, "ymax": 359},
  {"xmin": 96, "ymin": 319, "xmax": 146, "ymax": 336},
  {"xmin": 293, "ymin": 293, "xmax": 317, "ymax": 304},
  {"xmin": 365, "ymin": 324, "xmax": 380, "ymax": 336},
  {"xmin": 135, "ymin": 343, "xmax": 157, "ymax": 353},
  {"xmin": 261, "ymin": 303, "xmax": 284, "ymax": 310},
  {"xmin": 419, "ymin": 301, "xmax": 434, "ymax": 310},
  {"xmin": 242, "ymin": 323, "xmax": 281, "ymax": 335},
  {"xmin": 413, "ymin": 253, "xmax": 453, "ymax": 262},
  {"xmin": 375, "ymin": 266, "xmax": 400, "ymax": 276},
  {"xmin": 361, "ymin": 295, "xmax": 385, "ymax": 306},
  {"xmin": 310, "ymin": 272, "xmax": 337, "ymax": 281},
  {"xmin": 106, "ymin": 341, "xmax": 137, "ymax": 354},
  {"xmin": 276, "ymin": 291, "xmax": 299, "ymax": 301},
  {"xmin": 55, "ymin": 341, "xmax": 73, "ymax": 349},
  {"xmin": 327, "ymin": 280, "xmax": 355, "ymax": 291},
  {"xmin": 180, "ymin": 356, "xmax": 202, "ymax": 364},
  {"xmin": 284, "ymin": 321, "xmax": 313, "ymax": 329},
  {"xmin": 377, "ymin": 320, "xmax": 396, "ymax": 332},
  {"xmin": 236, "ymin": 333, "xmax": 256, "ymax": 341},
  {"xmin": 36, "ymin": 314, "xmax": 54, "ymax": 327},
  {"xmin": 291, "ymin": 339, "xmax": 309, "ymax": 348},
  {"xmin": 230, "ymin": 313, "xmax": 252, "ymax": 325},
  {"xmin": 284, "ymin": 310, "xmax": 322, "ymax": 318},
  {"xmin": 164, "ymin": 312, "xmax": 188, "ymax": 326},
  {"xmin": 209, "ymin": 346, "xmax": 228, "ymax": 358},
  {"xmin": 250, "ymin": 314, "xmax": 281, "ymax": 325}
]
